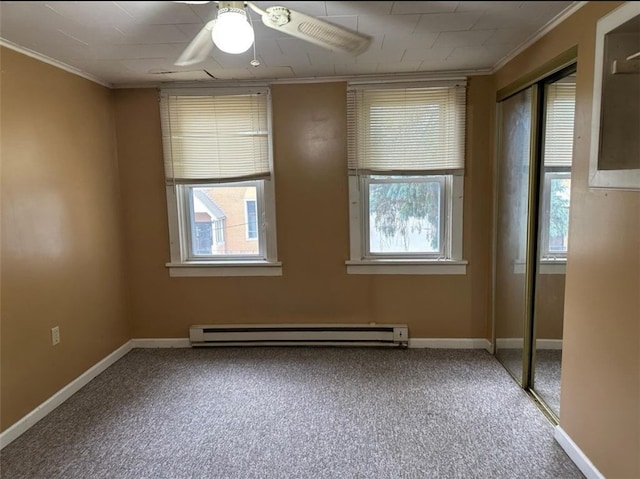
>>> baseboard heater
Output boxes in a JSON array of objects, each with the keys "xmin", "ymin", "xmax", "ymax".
[{"xmin": 189, "ymin": 324, "xmax": 409, "ymax": 348}]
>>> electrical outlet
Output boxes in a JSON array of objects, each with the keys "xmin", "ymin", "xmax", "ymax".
[{"xmin": 51, "ymin": 326, "xmax": 60, "ymax": 346}]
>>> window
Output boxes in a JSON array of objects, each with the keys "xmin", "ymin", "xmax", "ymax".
[
  {"xmin": 366, "ymin": 175, "xmax": 444, "ymax": 255},
  {"xmin": 540, "ymin": 79, "xmax": 575, "ymax": 263},
  {"xmin": 213, "ymin": 218, "xmax": 225, "ymax": 245},
  {"xmin": 541, "ymin": 173, "xmax": 571, "ymax": 257},
  {"xmin": 346, "ymin": 82, "xmax": 467, "ymax": 274},
  {"xmin": 160, "ymin": 88, "xmax": 280, "ymax": 277},
  {"xmin": 245, "ymin": 199, "xmax": 258, "ymax": 240}
]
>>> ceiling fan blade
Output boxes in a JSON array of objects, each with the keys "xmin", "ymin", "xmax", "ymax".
[
  {"xmin": 258, "ymin": 6, "xmax": 371, "ymax": 56},
  {"xmin": 175, "ymin": 20, "xmax": 215, "ymax": 66}
]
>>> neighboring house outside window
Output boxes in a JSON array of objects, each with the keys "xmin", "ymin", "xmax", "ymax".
[
  {"xmin": 192, "ymin": 189, "xmax": 226, "ymax": 255},
  {"xmin": 346, "ymin": 82, "xmax": 468, "ymax": 275},
  {"xmin": 202, "ymin": 186, "xmax": 258, "ymax": 254}
]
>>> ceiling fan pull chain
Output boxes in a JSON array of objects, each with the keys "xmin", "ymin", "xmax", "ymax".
[{"xmin": 247, "ymin": 4, "xmax": 260, "ymax": 67}]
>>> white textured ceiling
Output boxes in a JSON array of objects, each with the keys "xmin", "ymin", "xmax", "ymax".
[{"xmin": 0, "ymin": 1, "xmax": 575, "ymax": 87}]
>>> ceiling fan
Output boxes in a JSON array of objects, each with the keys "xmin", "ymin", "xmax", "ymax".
[{"xmin": 174, "ymin": 1, "xmax": 372, "ymax": 67}]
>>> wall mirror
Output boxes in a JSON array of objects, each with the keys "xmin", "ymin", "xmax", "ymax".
[{"xmin": 589, "ymin": 2, "xmax": 640, "ymax": 190}]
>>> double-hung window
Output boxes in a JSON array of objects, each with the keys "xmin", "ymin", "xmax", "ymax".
[
  {"xmin": 346, "ymin": 82, "xmax": 467, "ymax": 274},
  {"xmin": 540, "ymin": 79, "xmax": 575, "ymax": 269},
  {"xmin": 160, "ymin": 88, "xmax": 280, "ymax": 277}
]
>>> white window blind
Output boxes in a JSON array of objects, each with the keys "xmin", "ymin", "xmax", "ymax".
[
  {"xmin": 347, "ymin": 84, "xmax": 466, "ymax": 173},
  {"xmin": 543, "ymin": 82, "xmax": 576, "ymax": 167},
  {"xmin": 160, "ymin": 91, "xmax": 270, "ymax": 183}
]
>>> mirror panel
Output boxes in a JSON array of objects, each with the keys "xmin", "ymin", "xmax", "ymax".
[
  {"xmin": 494, "ymin": 87, "xmax": 535, "ymax": 385},
  {"xmin": 531, "ymin": 74, "xmax": 576, "ymax": 418}
]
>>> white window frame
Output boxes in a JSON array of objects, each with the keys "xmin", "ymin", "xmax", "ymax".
[
  {"xmin": 162, "ymin": 87, "xmax": 281, "ymax": 277},
  {"xmin": 540, "ymin": 170, "xmax": 571, "ymax": 260},
  {"xmin": 532, "ymin": 169, "xmax": 571, "ymax": 275},
  {"xmin": 166, "ymin": 180, "xmax": 280, "ymax": 277},
  {"xmin": 347, "ymin": 173, "xmax": 465, "ymax": 275},
  {"xmin": 346, "ymin": 81, "xmax": 467, "ymax": 275}
]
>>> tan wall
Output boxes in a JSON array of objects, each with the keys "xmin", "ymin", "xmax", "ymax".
[
  {"xmin": 534, "ymin": 274, "xmax": 565, "ymax": 340},
  {"xmin": 114, "ymin": 78, "xmax": 493, "ymax": 339},
  {"xmin": 0, "ymin": 48, "xmax": 130, "ymax": 431},
  {"xmin": 494, "ymin": 2, "xmax": 639, "ymax": 478}
]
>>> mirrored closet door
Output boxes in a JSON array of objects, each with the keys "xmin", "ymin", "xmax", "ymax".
[
  {"xmin": 531, "ymin": 73, "xmax": 576, "ymax": 419},
  {"xmin": 494, "ymin": 86, "xmax": 535, "ymax": 386},
  {"xmin": 493, "ymin": 60, "xmax": 577, "ymax": 421}
]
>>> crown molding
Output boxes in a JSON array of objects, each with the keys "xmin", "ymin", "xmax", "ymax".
[
  {"xmin": 114, "ymin": 68, "xmax": 493, "ymax": 90},
  {"xmin": 269, "ymin": 68, "xmax": 493, "ymax": 84},
  {"xmin": 0, "ymin": 38, "xmax": 112, "ymax": 88},
  {"xmin": 492, "ymin": 1, "xmax": 588, "ymax": 74}
]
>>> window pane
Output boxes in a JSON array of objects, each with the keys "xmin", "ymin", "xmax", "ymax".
[
  {"xmin": 190, "ymin": 185, "xmax": 259, "ymax": 256},
  {"xmin": 245, "ymin": 200, "xmax": 258, "ymax": 239},
  {"xmin": 368, "ymin": 179, "xmax": 441, "ymax": 254},
  {"xmin": 548, "ymin": 178, "xmax": 571, "ymax": 253},
  {"xmin": 194, "ymin": 221, "xmax": 213, "ymax": 255}
]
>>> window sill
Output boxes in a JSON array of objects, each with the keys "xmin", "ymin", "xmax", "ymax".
[
  {"xmin": 513, "ymin": 259, "xmax": 566, "ymax": 275},
  {"xmin": 166, "ymin": 261, "xmax": 282, "ymax": 277},
  {"xmin": 540, "ymin": 259, "xmax": 566, "ymax": 275},
  {"xmin": 346, "ymin": 259, "xmax": 467, "ymax": 275}
]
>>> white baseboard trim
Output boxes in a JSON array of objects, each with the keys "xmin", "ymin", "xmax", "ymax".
[
  {"xmin": 131, "ymin": 338, "xmax": 191, "ymax": 348},
  {"xmin": 554, "ymin": 425, "xmax": 605, "ymax": 479},
  {"xmin": 135, "ymin": 337, "xmax": 494, "ymax": 350},
  {"xmin": 486, "ymin": 341, "xmax": 495, "ymax": 354},
  {"xmin": 409, "ymin": 338, "xmax": 491, "ymax": 350},
  {"xmin": 536, "ymin": 339, "xmax": 563, "ymax": 350},
  {"xmin": 135, "ymin": 337, "xmax": 496, "ymax": 350},
  {"xmin": 495, "ymin": 338, "xmax": 522, "ymax": 349},
  {"xmin": 495, "ymin": 338, "xmax": 563, "ymax": 350},
  {"xmin": 0, "ymin": 340, "xmax": 133, "ymax": 450}
]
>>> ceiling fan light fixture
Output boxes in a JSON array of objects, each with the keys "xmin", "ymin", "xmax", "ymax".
[
  {"xmin": 211, "ymin": 7, "xmax": 254, "ymax": 54},
  {"xmin": 174, "ymin": 1, "xmax": 372, "ymax": 67}
]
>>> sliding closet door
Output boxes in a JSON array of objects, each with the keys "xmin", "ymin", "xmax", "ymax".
[
  {"xmin": 531, "ymin": 72, "xmax": 576, "ymax": 418},
  {"xmin": 494, "ymin": 87, "xmax": 536, "ymax": 385}
]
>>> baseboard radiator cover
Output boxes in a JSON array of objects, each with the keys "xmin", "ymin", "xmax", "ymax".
[{"xmin": 189, "ymin": 324, "xmax": 409, "ymax": 348}]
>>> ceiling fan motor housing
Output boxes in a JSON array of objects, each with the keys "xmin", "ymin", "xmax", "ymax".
[
  {"xmin": 216, "ymin": 6, "xmax": 246, "ymax": 19},
  {"xmin": 217, "ymin": 1, "xmax": 247, "ymax": 11},
  {"xmin": 265, "ymin": 6, "xmax": 291, "ymax": 27}
]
